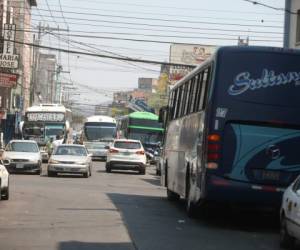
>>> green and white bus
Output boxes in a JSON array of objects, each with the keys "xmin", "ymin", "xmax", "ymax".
[{"xmin": 117, "ymin": 112, "xmax": 164, "ymax": 161}]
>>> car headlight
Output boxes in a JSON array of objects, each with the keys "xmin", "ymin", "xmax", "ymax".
[
  {"xmin": 49, "ymin": 159, "xmax": 59, "ymax": 164},
  {"xmin": 2, "ymin": 159, "xmax": 10, "ymax": 165}
]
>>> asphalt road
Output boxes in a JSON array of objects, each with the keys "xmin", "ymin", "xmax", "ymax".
[{"xmin": 0, "ymin": 161, "xmax": 286, "ymax": 250}]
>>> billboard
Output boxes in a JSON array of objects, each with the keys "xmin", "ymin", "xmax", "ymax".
[{"xmin": 169, "ymin": 44, "xmax": 216, "ymax": 84}]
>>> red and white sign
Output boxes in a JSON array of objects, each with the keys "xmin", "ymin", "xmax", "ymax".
[{"xmin": 0, "ymin": 72, "xmax": 17, "ymax": 87}]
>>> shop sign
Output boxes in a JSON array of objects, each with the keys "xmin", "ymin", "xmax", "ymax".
[{"xmin": 0, "ymin": 72, "xmax": 17, "ymax": 87}]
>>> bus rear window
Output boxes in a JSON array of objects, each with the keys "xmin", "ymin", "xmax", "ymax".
[{"xmin": 114, "ymin": 141, "xmax": 141, "ymax": 149}]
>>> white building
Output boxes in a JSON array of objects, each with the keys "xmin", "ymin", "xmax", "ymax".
[{"xmin": 284, "ymin": 0, "xmax": 300, "ymax": 48}]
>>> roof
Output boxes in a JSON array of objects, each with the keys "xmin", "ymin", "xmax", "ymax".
[
  {"xmin": 172, "ymin": 45, "xmax": 300, "ymax": 89},
  {"xmin": 113, "ymin": 139, "xmax": 141, "ymax": 143},
  {"xmin": 9, "ymin": 140, "xmax": 37, "ymax": 144},
  {"xmin": 128, "ymin": 112, "xmax": 158, "ymax": 120},
  {"xmin": 86, "ymin": 115, "xmax": 116, "ymax": 123},
  {"xmin": 26, "ymin": 104, "xmax": 67, "ymax": 113}
]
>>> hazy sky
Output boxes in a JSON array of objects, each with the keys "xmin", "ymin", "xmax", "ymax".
[{"xmin": 31, "ymin": 0, "xmax": 285, "ymax": 113}]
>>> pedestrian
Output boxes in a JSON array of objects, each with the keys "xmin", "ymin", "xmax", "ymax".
[
  {"xmin": 52, "ymin": 135, "xmax": 64, "ymax": 152},
  {"xmin": 46, "ymin": 137, "xmax": 54, "ymax": 156}
]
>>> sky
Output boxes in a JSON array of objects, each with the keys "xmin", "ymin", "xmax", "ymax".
[{"xmin": 31, "ymin": 0, "xmax": 285, "ymax": 114}]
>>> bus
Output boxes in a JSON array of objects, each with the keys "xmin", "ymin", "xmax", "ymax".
[
  {"xmin": 159, "ymin": 46, "xmax": 300, "ymax": 215},
  {"xmin": 80, "ymin": 116, "xmax": 117, "ymax": 160},
  {"xmin": 117, "ymin": 111, "xmax": 164, "ymax": 162},
  {"xmin": 22, "ymin": 104, "xmax": 72, "ymax": 143},
  {"xmin": 21, "ymin": 104, "xmax": 72, "ymax": 160}
]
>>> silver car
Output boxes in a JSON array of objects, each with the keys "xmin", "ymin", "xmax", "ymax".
[
  {"xmin": 85, "ymin": 142, "xmax": 108, "ymax": 161},
  {"xmin": 2, "ymin": 140, "xmax": 42, "ymax": 174},
  {"xmin": 48, "ymin": 145, "xmax": 92, "ymax": 178}
]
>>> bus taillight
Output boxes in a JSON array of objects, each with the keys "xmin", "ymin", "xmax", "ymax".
[
  {"xmin": 208, "ymin": 134, "xmax": 221, "ymax": 142},
  {"xmin": 206, "ymin": 134, "xmax": 221, "ymax": 169}
]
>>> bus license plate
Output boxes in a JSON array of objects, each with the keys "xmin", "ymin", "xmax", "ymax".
[{"xmin": 261, "ymin": 171, "xmax": 279, "ymax": 181}]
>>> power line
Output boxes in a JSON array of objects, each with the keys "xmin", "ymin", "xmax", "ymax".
[
  {"xmin": 36, "ymin": 3, "xmax": 283, "ymax": 23},
  {"xmin": 44, "ymin": 0, "xmax": 60, "ymax": 26},
  {"xmin": 58, "ymin": 0, "xmax": 283, "ymax": 16},
  {"xmin": 29, "ymin": 17, "xmax": 284, "ymax": 35},
  {"xmin": 15, "ymin": 27, "xmax": 283, "ymax": 42},
  {"xmin": 28, "ymin": 10, "xmax": 283, "ymax": 29},
  {"xmin": 30, "ymin": 7, "xmax": 283, "ymax": 28},
  {"xmin": 243, "ymin": 0, "xmax": 294, "ymax": 14},
  {"xmin": 10, "ymin": 38, "xmax": 197, "ymax": 67}
]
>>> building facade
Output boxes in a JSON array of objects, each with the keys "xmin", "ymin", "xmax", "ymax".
[{"xmin": 0, "ymin": 0, "xmax": 36, "ymax": 145}]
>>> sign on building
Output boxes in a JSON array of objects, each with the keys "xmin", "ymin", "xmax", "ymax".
[
  {"xmin": 0, "ymin": 24, "xmax": 19, "ymax": 69},
  {"xmin": 169, "ymin": 44, "xmax": 216, "ymax": 84},
  {"xmin": 0, "ymin": 72, "xmax": 17, "ymax": 87}
]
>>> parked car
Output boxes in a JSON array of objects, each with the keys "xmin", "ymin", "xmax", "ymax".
[
  {"xmin": 2, "ymin": 140, "xmax": 42, "ymax": 174},
  {"xmin": 106, "ymin": 139, "xmax": 147, "ymax": 175},
  {"xmin": 47, "ymin": 144, "xmax": 92, "ymax": 178},
  {"xmin": 280, "ymin": 175, "xmax": 300, "ymax": 248},
  {"xmin": 0, "ymin": 161, "xmax": 9, "ymax": 200}
]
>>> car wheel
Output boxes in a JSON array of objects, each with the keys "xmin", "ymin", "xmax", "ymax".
[
  {"xmin": 105, "ymin": 163, "xmax": 111, "ymax": 173},
  {"xmin": 156, "ymin": 168, "xmax": 161, "ymax": 176},
  {"xmin": 139, "ymin": 167, "xmax": 146, "ymax": 175},
  {"xmin": 48, "ymin": 170, "xmax": 56, "ymax": 177},
  {"xmin": 89, "ymin": 167, "xmax": 92, "ymax": 176},
  {"xmin": 280, "ymin": 215, "xmax": 295, "ymax": 249},
  {"xmin": 2, "ymin": 185, "xmax": 9, "ymax": 200}
]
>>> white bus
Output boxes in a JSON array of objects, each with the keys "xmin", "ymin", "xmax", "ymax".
[
  {"xmin": 21, "ymin": 104, "xmax": 72, "ymax": 147},
  {"xmin": 80, "ymin": 116, "xmax": 117, "ymax": 160}
]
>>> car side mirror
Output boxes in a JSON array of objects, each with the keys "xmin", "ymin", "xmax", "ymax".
[{"xmin": 0, "ymin": 159, "xmax": 3, "ymax": 165}]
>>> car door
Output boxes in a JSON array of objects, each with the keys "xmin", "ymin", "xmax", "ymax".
[{"xmin": 287, "ymin": 178, "xmax": 300, "ymax": 238}]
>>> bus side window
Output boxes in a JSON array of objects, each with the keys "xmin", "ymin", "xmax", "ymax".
[
  {"xmin": 173, "ymin": 88, "xmax": 180, "ymax": 120},
  {"xmin": 168, "ymin": 91, "xmax": 175, "ymax": 121},
  {"xmin": 175, "ymin": 86, "xmax": 183, "ymax": 119},
  {"xmin": 180, "ymin": 83, "xmax": 187, "ymax": 117},
  {"xmin": 194, "ymin": 72, "xmax": 204, "ymax": 112},
  {"xmin": 199, "ymin": 66, "xmax": 212, "ymax": 110},
  {"xmin": 184, "ymin": 81, "xmax": 191, "ymax": 116},
  {"xmin": 189, "ymin": 76, "xmax": 197, "ymax": 114}
]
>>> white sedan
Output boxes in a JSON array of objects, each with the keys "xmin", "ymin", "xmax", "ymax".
[
  {"xmin": 280, "ymin": 176, "xmax": 300, "ymax": 248},
  {"xmin": 0, "ymin": 161, "xmax": 9, "ymax": 200},
  {"xmin": 106, "ymin": 139, "xmax": 147, "ymax": 175},
  {"xmin": 48, "ymin": 145, "xmax": 92, "ymax": 177},
  {"xmin": 2, "ymin": 140, "xmax": 42, "ymax": 174}
]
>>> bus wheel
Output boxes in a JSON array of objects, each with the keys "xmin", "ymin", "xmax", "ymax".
[
  {"xmin": 167, "ymin": 188, "xmax": 180, "ymax": 201},
  {"xmin": 186, "ymin": 170, "xmax": 198, "ymax": 218}
]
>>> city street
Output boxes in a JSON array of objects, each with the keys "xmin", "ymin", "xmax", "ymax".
[{"xmin": 0, "ymin": 162, "xmax": 283, "ymax": 250}]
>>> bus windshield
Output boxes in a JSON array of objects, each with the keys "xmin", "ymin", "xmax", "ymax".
[
  {"xmin": 45, "ymin": 124, "xmax": 65, "ymax": 137},
  {"xmin": 84, "ymin": 122, "xmax": 116, "ymax": 141}
]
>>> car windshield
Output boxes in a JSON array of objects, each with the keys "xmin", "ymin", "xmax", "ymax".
[
  {"xmin": 6, "ymin": 142, "xmax": 39, "ymax": 152},
  {"xmin": 54, "ymin": 146, "xmax": 87, "ymax": 156},
  {"xmin": 114, "ymin": 141, "xmax": 141, "ymax": 149}
]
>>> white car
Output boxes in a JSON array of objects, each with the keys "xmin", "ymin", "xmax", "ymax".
[
  {"xmin": 106, "ymin": 139, "xmax": 147, "ymax": 175},
  {"xmin": 0, "ymin": 161, "xmax": 9, "ymax": 200},
  {"xmin": 48, "ymin": 144, "xmax": 92, "ymax": 178},
  {"xmin": 2, "ymin": 140, "xmax": 42, "ymax": 174},
  {"xmin": 280, "ymin": 176, "xmax": 300, "ymax": 248}
]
